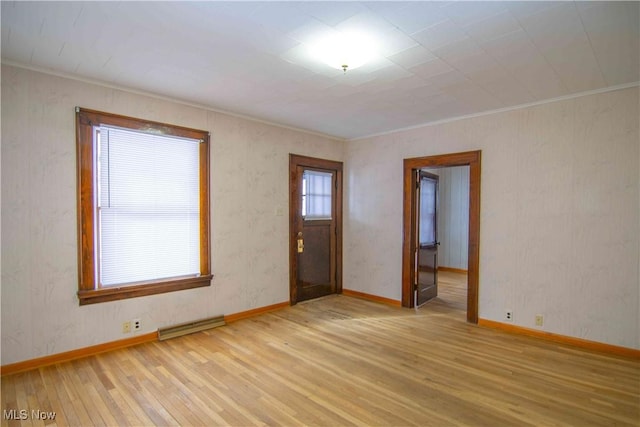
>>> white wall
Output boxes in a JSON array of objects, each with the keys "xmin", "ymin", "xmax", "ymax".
[
  {"xmin": 1, "ymin": 65, "xmax": 344, "ymax": 365},
  {"xmin": 344, "ymin": 87, "xmax": 640, "ymax": 349},
  {"xmin": 439, "ymin": 166, "xmax": 470, "ymax": 270},
  {"xmin": 425, "ymin": 166, "xmax": 470, "ymax": 270}
]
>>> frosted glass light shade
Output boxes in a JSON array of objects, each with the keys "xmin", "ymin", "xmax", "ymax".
[{"xmin": 310, "ymin": 31, "xmax": 377, "ymax": 71}]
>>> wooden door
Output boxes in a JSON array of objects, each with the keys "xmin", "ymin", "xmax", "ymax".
[
  {"xmin": 415, "ymin": 171, "xmax": 439, "ymax": 306},
  {"xmin": 289, "ymin": 155, "xmax": 342, "ymax": 304}
]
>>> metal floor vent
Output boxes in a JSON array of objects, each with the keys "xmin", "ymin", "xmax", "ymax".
[{"xmin": 158, "ymin": 315, "xmax": 225, "ymax": 341}]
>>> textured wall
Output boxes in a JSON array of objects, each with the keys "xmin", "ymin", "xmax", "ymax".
[
  {"xmin": 2, "ymin": 65, "xmax": 638, "ymax": 365},
  {"xmin": 344, "ymin": 87, "xmax": 639, "ymax": 349},
  {"xmin": 1, "ymin": 65, "xmax": 344, "ymax": 364},
  {"xmin": 425, "ymin": 166, "xmax": 470, "ymax": 270},
  {"xmin": 439, "ymin": 166, "xmax": 470, "ymax": 270}
]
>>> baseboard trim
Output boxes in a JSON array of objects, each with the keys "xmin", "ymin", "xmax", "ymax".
[
  {"xmin": 2, "ymin": 302, "xmax": 290, "ymax": 376},
  {"xmin": 478, "ymin": 319, "xmax": 640, "ymax": 359},
  {"xmin": 224, "ymin": 301, "xmax": 290, "ymax": 323},
  {"xmin": 1, "ymin": 332, "xmax": 158, "ymax": 376},
  {"xmin": 342, "ymin": 289, "xmax": 402, "ymax": 307},
  {"xmin": 439, "ymin": 266, "xmax": 468, "ymax": 274}
]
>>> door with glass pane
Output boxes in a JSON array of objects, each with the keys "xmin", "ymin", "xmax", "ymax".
[
  {"xmin": 416, "ymin": 171, "xmax": 439, "ymax": 306},
  {"xmin": 289, "ymin": 155, "xmax": 342, "ymax": 304}
]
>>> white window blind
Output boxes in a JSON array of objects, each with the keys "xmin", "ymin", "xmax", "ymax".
[
  {"xmin": 96, "ymin": 126, "xmax": 201, "ymax": 286},
  {"xmin": 302, "ymin": 170, "xmax": 332, "ymax": 220}
]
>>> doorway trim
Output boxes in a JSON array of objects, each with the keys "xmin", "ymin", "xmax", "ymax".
[
  {"xmin": 402, "ymin": 150, "xmax": 481, "ymax": 323},
  {"xmin": 289, "ymin": 154, "xmax": 343, "ymax": 305}
]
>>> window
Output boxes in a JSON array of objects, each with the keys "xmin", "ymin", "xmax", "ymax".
[
  {"xmin": 419, "ymin": 174, "xmax": 437, "ymax": 246},
  {"xmin": 302, "ymin": 170, "xmax": 333, "ymax": 220},
  {"xmin": 76, "ymin": 108, "xmax": 211, "ymax": 305}
]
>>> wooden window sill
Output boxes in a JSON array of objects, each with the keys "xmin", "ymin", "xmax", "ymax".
[{"xmin": 78, "ymin": 275, "xmax": 213, "ymax": 305}]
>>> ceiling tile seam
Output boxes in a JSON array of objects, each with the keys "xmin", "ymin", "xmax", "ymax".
[
  {"xmin": 573, "ymin": 2, "xmax": 609, "ymax": 87},
  {"xmin": 503, "ymin": 5, "xmax": 571, "ymax": 96},
  {"xmin": 461, "ymin": 7, "xmax": 523, "ymax": 45},
  {"xmin": 349, "ymin": 81, "xmax": 640, "ymax": 142},
  {"xmin": 0, "ymin": 59, "xmax": 347, "ymax": 142},
  {"xmin": 414, "ymin": 40, "xmax": 505, "ymax": 107},
  {"xmin": 385, "ymin": 10, "xmax": 536, "ymax": 103},
  {"xmin": 404, "ymin": 14, "xmax": 520, "ymax": 108},
  {"xmin": 468, "ymin": 18, "xmax": 548, "ymax": 103},
  {"xmin": 525, "ymin": 3, "xmax": 606, "ymax": 91},
  {"xmin": 361, "ymin": 2, "xmax": 429, "ymax": 41},
  {"xmin": 359, "ymin": 3, "xmax": 421, "ymax": 69},
  {"xmin": 366, "ymin": 4, "xmax": 457, "ymax": 70}
]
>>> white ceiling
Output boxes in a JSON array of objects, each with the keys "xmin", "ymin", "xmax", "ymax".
[{"xmin": 2, "ymin": 1, "xmax": 639, "ymax": 140}]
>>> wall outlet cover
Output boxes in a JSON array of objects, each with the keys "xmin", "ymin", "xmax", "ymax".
[{"xmin": 505, "ymin": 310, "xmax": 513, "ymax": 322}]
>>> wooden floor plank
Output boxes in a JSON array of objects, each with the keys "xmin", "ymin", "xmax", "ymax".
[
  {"xmin": 53, "ymin": 364, "xmax": 93, "ymax": 427},
  {"xmin": 2, "ymin": 272, "xmax": 638, "ymax": 426},
  {"xmin": 1, "ymin": 373, "xmax": 17, "ymax": 427}
]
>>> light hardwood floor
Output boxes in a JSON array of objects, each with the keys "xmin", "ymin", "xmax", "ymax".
[{"xmin": 2, "ymin": 272, "xmax": 639, "ymax": 426}]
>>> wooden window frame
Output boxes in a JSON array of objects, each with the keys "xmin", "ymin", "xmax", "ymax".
[{"xmin": 76, "ymin": 108, "xmax": 212, "ymax": 305}]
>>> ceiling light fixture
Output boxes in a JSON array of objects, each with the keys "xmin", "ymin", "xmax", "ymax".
[{"xmin": 310, "ymin": 31, "xmax": 377, "ymax": 73}]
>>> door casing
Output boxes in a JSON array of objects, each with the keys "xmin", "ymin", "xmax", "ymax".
[
  {"xmin": 402, "ymin": 150, "xmax": 481, "ymax": 323},
  {"xmin": 289, "ymin": 154, "xmax": 343, "ymax": 305}
]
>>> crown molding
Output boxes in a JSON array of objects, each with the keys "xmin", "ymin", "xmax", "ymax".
[
  {"xmin": 1, "ymin": 60, "xmax": 346, "ymax": 142},
  {"xmin": 350, "ymin": 81, "xmax": 640, "ymax": 141}
]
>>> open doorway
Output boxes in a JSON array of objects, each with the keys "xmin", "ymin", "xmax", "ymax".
[
  {"xmin": 401, "ymin": 151, "xmax": 481, "ymax": 324},
  {"xmin": 421, "ymin": 166, "xmax": 470, "ymax": 312}
]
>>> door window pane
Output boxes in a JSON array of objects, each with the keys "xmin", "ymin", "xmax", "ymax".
[
  {"xmin": 419, "ymin": 177, "xmax": 436, "ymax": 246},
  {"xmin": 302, "ymin": 170, "xmax": 332, "ymax": 220}
]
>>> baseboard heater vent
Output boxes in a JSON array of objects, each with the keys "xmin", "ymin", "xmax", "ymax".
[{"xmin": 158, "ymin": 315, "xmax": 226, "ymax": 341}]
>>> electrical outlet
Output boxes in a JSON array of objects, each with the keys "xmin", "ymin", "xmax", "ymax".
[
  {"xmin": 122, "ymin": 321, "xmax": 132, "ymax": 334},
  {"xmin": 535, "ymin": 315, "xmax": 543, "ymax": 327},
  {"xmin": 133, "ymin": 318, "xmax": 141, "ymax": 331},
  {"xmin": 505, "ymin": 310, "xmax": 513, "ymax": 322}
]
